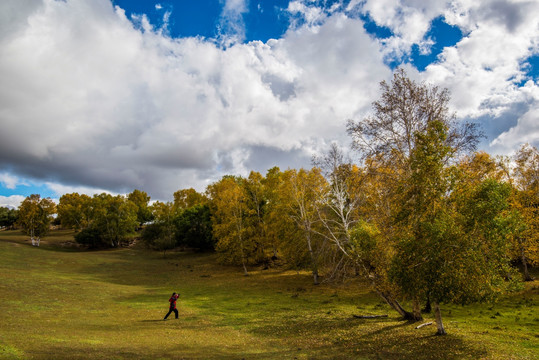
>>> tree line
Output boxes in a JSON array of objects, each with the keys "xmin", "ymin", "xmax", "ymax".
[{"xmin": 7, "ymin": 70, "xmax": 538, "ymax": 335}]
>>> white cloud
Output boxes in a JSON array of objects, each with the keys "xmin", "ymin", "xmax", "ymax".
[
  {"xmin": 489, "ymin": 81, "xmax": 539, "ymax": 153},
  {"xmin": 1, "ymin": 0, "xmax": 537, "ymax": 202},
  {"xmin": 0, "ymin": 195, "xmax": 26, "ymax": 209},
  {"xmin": 44, "ymin": 182, "xmax": 115, "ymax": 198},
  {"xmin": 360, "ymin": 0, "xmax": 449, "ymax": 59},
  {"xmin": 421, "ymin": 0, "xmax": 539, "ymax": 154},
  {"xmin": 0, "ymin": 173, "xmax": 21, "ymax": 189},
  {"xmin": 217, "ymin": 0, "xmax": 249, "ymax": 46},
  {"xmin": 0, "ymin": 0, "xmax": 387, "ymax": 200}
]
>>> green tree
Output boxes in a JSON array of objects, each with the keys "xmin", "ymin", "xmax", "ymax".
[
  {"xmin": 17, "ymin": 194, "xmax": 56, "ymax": 246},
  {"xmin": 174, "ymin": 204, "xmax": 214, "ymax": 251},
  {"xmin": 143, "ymin": 201, "xmax": 177, "ymax": 257},
  {"xmin": 345, "ymin": 70, "xmax": 482, "ymax": 324},
  {"xmin": 0, "ymin": 207, "xmax": 18, "ymax": 229},
  {"xmin": 127, "ymin": 189, "xmax": 154, "ymax": 228},
  {"xmin": 74, "ymin": 194, "xmax": 137, "ymax": 248},
  {"xmin": 57, "ymin": 193, "xmax": 92, "ymax": 231},
  {"xmin": 96, "ymin": 194, "xmax": 138, "ymax": 247},
  {"xmin": 390, "ymin": 121, "xmax": 515, "ymax": 335},
  {"xmin": 74, "ymin": 227, "xmax": 104, "ymax": 248}
]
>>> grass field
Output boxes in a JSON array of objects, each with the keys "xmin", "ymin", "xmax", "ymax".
[{"xmin": 0, "ymin": 230, "xmax": 537, "ymax": 359}]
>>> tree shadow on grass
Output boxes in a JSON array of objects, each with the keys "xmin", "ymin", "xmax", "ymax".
[{"xmin": 251, "ymin": 315, "xmax": 488, "ymax": 360}]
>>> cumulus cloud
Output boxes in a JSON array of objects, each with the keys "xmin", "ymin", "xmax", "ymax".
[
  {"xmin": 422, "ymin": 0, "xmax": 539, "ymax": 152},
  {"xmin": 0, "ymin": 195, "xmax": 26, "ymax": 209},
  {"xmin": 1, "ymin": 0, "xmax": 537, "ymax": 202},
  {"xmin": 489, "ymin": 81, "xmax": 539, "ymax": 153},
  {"xmin": 0, "ymin": 0, "xmax": 387, "ymax": 200},
  {"xmin": 286, "ymin": 1, "xmax": 539, "ymax": 150}
]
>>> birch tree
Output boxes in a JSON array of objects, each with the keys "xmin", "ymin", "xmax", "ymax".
[
  {"xmin": 209, "ymin": 176, "xmax": 253, "ymax": 275},
  {"xmin": 390, "ymin": 121, "xmax": 516, "ymax": 335},
  {"xmin": 279, "ymin": 168, "xmax": 327, "ymax": 284},
  {"xmin": 509, "ymin": 144, "xmax": 539, "ymax": 280},
  {"xmin": 344, "ymin": 69, "xmax": 482, "ymax": 322},
  {"xmin": 17, "ymin": 194, "xmax": 56, "ymax": 246},
  {"xmin": 57, "ymin": 193, "xmax": 93, "ymax": 231}
]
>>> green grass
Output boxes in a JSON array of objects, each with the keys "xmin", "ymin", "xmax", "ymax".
[{"xmin": 0, "ymin": 230, "xmax": 537, "ymax": 359}]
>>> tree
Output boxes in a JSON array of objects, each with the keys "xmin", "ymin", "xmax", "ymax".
[
  {"xmin": 174, "ymin": 204, "xmax": 214, "ymax": 251},
  {"xmin": 17, "ymin": 194, "xmax": 56, "ymax": 246},
  {"xmin": 279, "ymin": 168, "xmax": 328, "ymax": 284},
  {"xmin": 243, "ymin": 171, "xmax": 272, "ymax": 265},
  {"xmin": 208, "ymin": 176, "xmax": 254, "ymax": 275},
  {"xmin": 97, "ymin": 194, "xmax": 138, "ymax": 247},
  {"xmin": 57, "ymin": 193, "xmax": 92, "ymax": 231},
  {"xmin": 313, "ymin": 145, "xmax": 365, "ymax": 264},
  {"xmin": 144, "ymin": 201, "xmax": 177, "ymax": 257},
  {"xmin": 390, "ymin": 121, "xmax": 515, "ymax": 335},
  {"xmin": 313, "ymin": 144, "xmax": 422, "ymax": 318},
  {"xmin": 345, "ymin": 70, "xmax": 483, "ymax": 326},
  {"xmin": 74, "ymin": 194, "xmax": 138, "ymax": 248},
  {"xmin": 0, "ymin": 207, "xmax": 18, "ymax": 229},
  {"xmin": 346, "ymin": 68, "xmax": 480, "ymax": 170},
  {"xmin": 127, "ymin": 189, "xmax": 154, "ymax": 228},
  {"xmin": 261, "ymin": 167, "xmax": 285, "ymax": 261},
  {"xmin": 509, "ymin": 144, "xmax": 539, "ymax": 280},
  {"xmin": 173, "ymin": 188, "xmax": 208, "ymax": 210}
]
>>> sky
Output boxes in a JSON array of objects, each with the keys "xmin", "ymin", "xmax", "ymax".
[{"xmin": 1, "ymin": 0, "xmax": 538, "ymax": 207}]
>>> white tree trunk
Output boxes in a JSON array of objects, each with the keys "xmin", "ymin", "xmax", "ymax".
[{"xmin": 434, "ymin": 302, "xmax": 446, "ymax": 335}]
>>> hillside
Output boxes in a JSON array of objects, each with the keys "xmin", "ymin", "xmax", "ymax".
[{"xmin": 0, "ymin": 230, "xmax": 537, "ymax": 359}]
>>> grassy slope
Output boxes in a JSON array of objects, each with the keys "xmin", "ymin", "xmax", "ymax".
[{"xmin": 0, "ymin": 230, "xmax": 537, "ymax": 360}]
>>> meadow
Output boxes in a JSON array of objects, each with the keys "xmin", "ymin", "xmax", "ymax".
[{"xmin": 0, "ymin": 230, "xmax": 537, "ymax": 359}]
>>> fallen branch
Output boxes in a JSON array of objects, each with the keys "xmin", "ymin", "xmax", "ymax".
[
  {"xmin": 353, "ymin": 314, "xmax": 388, "ymax": 319},
  {"xmin": 415, "ymin": 322, "xmax": 433, "ymax": 329}
]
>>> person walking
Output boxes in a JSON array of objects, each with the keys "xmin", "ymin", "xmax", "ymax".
[{"xmin": 163, "ymin": 292, "xmax": 180, "ymax": 320}]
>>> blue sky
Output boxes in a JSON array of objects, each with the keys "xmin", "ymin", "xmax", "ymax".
[
  {"xmin": 112, "ymin": 0, "xmax": 292, "ymax": 43},
  {"xmin": 1, "ymin": 0, "xmax": 538, "ymax": 206}
]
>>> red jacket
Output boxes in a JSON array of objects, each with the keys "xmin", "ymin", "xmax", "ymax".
[{"xmin": 169, "ymin": 294, "xmax": 179, "ymax": 309}]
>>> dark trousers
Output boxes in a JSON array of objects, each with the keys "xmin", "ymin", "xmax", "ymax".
[{"xmin": 164, "ymin": 308, "xmax": 178, "ymax": 319}]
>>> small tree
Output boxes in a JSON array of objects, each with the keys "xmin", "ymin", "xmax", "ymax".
[
  {"xmin": 17, "ymin": 194, "xmax": 56, "ymax": 246},
  {"xmin": 0, "ymin": 207, "xmax": 18, "ymax": 229}
]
